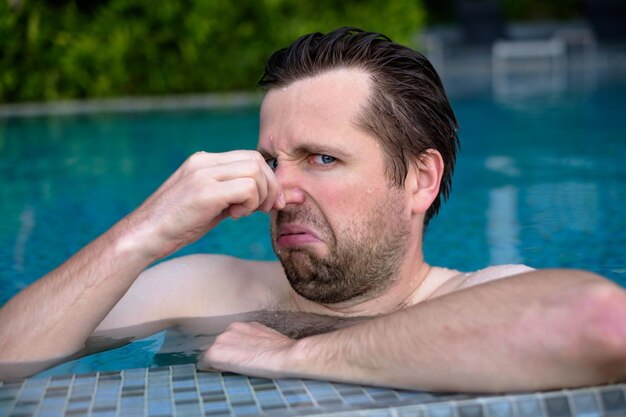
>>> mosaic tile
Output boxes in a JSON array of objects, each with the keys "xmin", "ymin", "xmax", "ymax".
[
  {"xmin": 0, "ymin": 387, "xmax": 20, "ymax": 401},
  {"xmin": 458, "ymin": 403, "xmax": 484, "ymax": 417},
  {"xmin": 292, "ymin": 406, "xmax": 332, "ymax": 416},
  {"xmin": 425, "ymin": 403, "xmax": 455, "ymax": 417},
  {"xmin": 147, "ymin": 400, "xmax": 172, "ymax": 416},
  {"xmin": 66, "ymin": 399, "xmax": 90, "ymax": 410},
  {"xmin": 570, "ymin": 392, "xmax": 600, "ymax": 417},
  {"xmin": 172, "ymin": 379, "xmax": 195, "ymax": 390},
  {"xmin": 39, "ymin": 395, "xmax": 66, "ymax": 408},
  {"xmin": 397, "ymin": 406, "xmax": 425, "ymax": 417},
  {"xmin": 91, "ymin": 410, "xmax": 118, "ymax": 417},
  {"xmin": 485, "ymin": 399, "xmax": 514, "ymax": 417},
  {"xmin": 515, "ymin": 396, "xmax": 545, "ymax": 417},
  {"xmin": 43, "ymin": 387, "xmax": 67, "ymax": 399},
  {"xmin": 368, "ymin": 410, "xmax": 395, "ymax": 417},
  {"xmin": 544, "ymin": 395, "xmax": 572, "ymax": 417},
  {"xmin": 311, "ymin": 392, "xmax": 343, "ymax": 403},
  {"xmin": 600, "ymin": 388, "xmax": 626, "ymax": 416},
  {"xmin": 202, "ymin": 403, "xmax": 230, "ymax": 414},
  {"xmin": 97, "ymin": 373, "xmax": 121, "ymax": 382},
  {"xmin": 42, "ymin": 381, "xmax": 63, "ymax": 392},
  {"xmin": 202, "ymin": 393, "xmax": 227, "ymax": 403},
  {"xmin": 175, "ymin": 404, "xmax": 202, "ymax": 417},
  {"xmin": 342, "ymin": 394, "xmax": 373, "ymax": 406},
  {"xmin": 65, "ymin": 408, "xmax": 89, "ymax": 416},
  {"xmin": 231, "ymin": 403, "xmax": 260, "ymax": 416},
  {"xmin": 397, "ymin": 390, "xmax": 438, "ymax": 402},
  {"xmin": 315, "ymin": 398, "xmax": 344, "ymax": 408},
  {"xmin": 1, "ymin": 366, "xmax": 625, "ymax": 417},
  {"xmin": 275, "ymin": 380, "xmax": 305, "ymax": 390}
]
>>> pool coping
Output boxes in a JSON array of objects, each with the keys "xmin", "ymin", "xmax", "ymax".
[
  {"xmin": 1, "ymin": 364, "xmax": 624, "ymax": 417},
  {"xmin": 0, "ymin": 92, "xmax": 263, "ymax": 118}
]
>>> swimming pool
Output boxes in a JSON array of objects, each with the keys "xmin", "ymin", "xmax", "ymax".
[{"xmin": 1, "ymin": 72, "xmax": 625, "ymax": 377}]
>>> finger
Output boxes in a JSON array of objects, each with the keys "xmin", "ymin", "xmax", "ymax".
[
  {"xmin": 183, "ymin": 150, "xmax": 266, "ymax": 173},
  {"xmin": 254, "ymin": 159, "xmax": 282, "ymax": 212},
  {"xmin": 229, "ymin": 153, "xmax": 280, "ymax": 212},
  {"xmin": 158, "ymin": 151, "xmax": 269, "ymax": 200},
  {"xmin": 195, "ymin": 361, "xmax": 220, "ymax": 372},
  {"xmin": 201, "ymin": 160, "xmax": 270, "ymax": 209},
  {"xmin": 207, "ymin": 177, "xmax": 262, "ymax": 219},
  {"xmin": 189, "ymin": 151, "xmax": 282, "ymax": 212},
  {"xmin": 223, "ymin": 321, "xmax": 272, "ymax": 335},
  {"xmin": 205, "ymin": 159, "xmax": 283, "ymax": 213},
  {"xmin": 245, "ymin": 321, "xmax": 284, "ymax": 335}
]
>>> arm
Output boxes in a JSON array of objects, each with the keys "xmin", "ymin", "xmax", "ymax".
[
  {"xmin": 0, "ymin": 151, "xmax": 283, "ymax": 380},
  {"xmin": 200, "ymin": 269, "xmax": 626, "ymax": 392}
]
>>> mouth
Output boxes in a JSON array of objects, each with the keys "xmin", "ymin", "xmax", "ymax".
[{"xmin": 276, "ymin": 224, "xmax": 322, "ymax": 248}]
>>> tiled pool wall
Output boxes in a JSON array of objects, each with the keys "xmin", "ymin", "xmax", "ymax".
[{"xmin": 1, "ymin": 364, "xmax": 625, "ymax": 417}]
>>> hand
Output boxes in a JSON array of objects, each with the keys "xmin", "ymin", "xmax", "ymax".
[
  {"xmin": 197, "ymin": 322, "xmax": 302, "ymax": 379},
  {"xmin": 122, "ymin": 151, "xmax": 285, "ymax": 260}
]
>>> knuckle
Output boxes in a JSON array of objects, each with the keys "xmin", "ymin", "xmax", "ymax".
[
  {"xmin": 228, "ymin": 321, "xmax": 247, "ymax": 331},
  {"xmin": 183, "ymin": 152, "xmax": 206, "ymax": 171},
  {"xmin": 190, "ymin": 167, "xmax": 210, "ymax": 183},
  {"xmin": 241, "ymin": 178, "xmax": 258, "ymax": 194},
  {"xmin": 242, "ymin": 159, "xmax": 264, "ymax": 177},
  {"xmin": 252, "ymin": 151, "xmax": 266, "ymax": 164}
]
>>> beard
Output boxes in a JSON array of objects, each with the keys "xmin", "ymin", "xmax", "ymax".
[{"xmin": 270, "ymin": 190, "xmax": 411, "ymax": 304}]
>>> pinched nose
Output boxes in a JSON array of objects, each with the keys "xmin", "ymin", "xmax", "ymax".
[
  {"xmin": 274, "ymin": 165, "xmax": 306, "ymax": 206},
  {"xmin": 281, "ymin": 187, "xmax": 305, "ymax": 205}
]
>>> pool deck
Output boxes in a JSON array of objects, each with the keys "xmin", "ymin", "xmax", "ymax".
[{"xmin": 1, "ymin": 364, "xmax": 625, "ymax": 417}]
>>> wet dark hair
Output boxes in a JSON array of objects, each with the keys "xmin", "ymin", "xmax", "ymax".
[{"xmin": 258, "ymin": 27, "xmax": 459, "ymax": 226}]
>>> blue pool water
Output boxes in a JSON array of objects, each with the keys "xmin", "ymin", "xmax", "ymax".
[{"xmin": 1, "ymin": 74, "xmax": 625, "ymax": 375}]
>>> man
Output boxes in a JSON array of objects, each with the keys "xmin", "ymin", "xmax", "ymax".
[{"xmin": 0, "ymin": 27, "xmax": 625, "ymax": 391}]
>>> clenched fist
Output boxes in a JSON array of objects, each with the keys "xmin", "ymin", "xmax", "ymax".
[{"xmin": 122, "ymin": 150, "xmax": 285, "ymax": 261}]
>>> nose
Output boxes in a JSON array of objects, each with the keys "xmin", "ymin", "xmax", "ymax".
[{"xmin": 274, "ymin": 164, "xmax": 306, "ymax": 206}]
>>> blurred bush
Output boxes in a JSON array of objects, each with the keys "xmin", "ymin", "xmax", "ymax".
[{"xmin": 0, "ymin": 0, "xmax": 425, "ymax": 103}]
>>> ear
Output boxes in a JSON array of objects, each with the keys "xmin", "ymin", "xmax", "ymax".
[{"xmin": 405, "ymin": 149, "xmax": 444, "ymax": 215}]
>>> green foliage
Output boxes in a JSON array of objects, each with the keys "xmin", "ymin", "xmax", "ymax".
[{"xmin": 0, "ymin": 0, "xmax": 425, "ymax": 102}]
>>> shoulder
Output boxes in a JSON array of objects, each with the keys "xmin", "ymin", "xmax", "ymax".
[
  {"xmin": 426, "ymin": 264, "xmax": 535, "ymax": 300},
  {"xmin": 98, "ymin": 254, "xmax": 291, "ymax": 331},
  {"xmin": 457, "ymin": 264, "xmax": 535, "ymax": 290},
  {"xmin": 143, "ymin": 254, "xmax": 291, "ymax": 309}
]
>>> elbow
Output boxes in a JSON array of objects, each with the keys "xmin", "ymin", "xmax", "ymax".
[
  {"xmin": 0, "ymin": 349, "xmax": 71, "ymax": 382},
  {"xmin": 568, "ymin": 281, "xmax": 626, "ymax": 382},
  {"xmin": 0, "ymin": 363, "xmax": 40, "ymax": 382}
]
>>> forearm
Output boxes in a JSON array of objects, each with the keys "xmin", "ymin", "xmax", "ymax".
[
  {"xmin": 0, "ymin": 218, "xmax": 157, "ymax": 368},
  {"xmin": 293, "ymin": 270, "xmax": 626, "ymax": 392},
  {"xmin": 0, "ymin": 151, "xmax": 284, "ymax": 380}
]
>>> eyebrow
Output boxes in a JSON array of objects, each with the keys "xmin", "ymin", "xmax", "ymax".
[{"xmin": 257, "ymin": 142, "xmax": 350, "ymax": 160}]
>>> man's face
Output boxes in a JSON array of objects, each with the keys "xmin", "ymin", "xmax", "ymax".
[{"xmin": 257, "ymin": 69, "xmax": 413, "ymax": 304}]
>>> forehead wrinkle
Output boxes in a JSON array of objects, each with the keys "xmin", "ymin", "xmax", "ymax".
[
  {"xmin": 291, "ymin": 142, "xmax": 351, "ymax": 159},
  {"xmin": 258, "ymin": 69, "xmax": 376, "ymax": 158}
]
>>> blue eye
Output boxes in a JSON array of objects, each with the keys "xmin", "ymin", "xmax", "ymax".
[
  {"xmin": 266, "ymin": 158, "xmax": 278, "ymax": 170},
  {"xmin": 313, "ymin": 155, "xmax": 336, "ymax": 165}
]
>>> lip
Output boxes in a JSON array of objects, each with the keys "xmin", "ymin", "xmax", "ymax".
[{"xmin": 276, "ymin": 224, "xmax": 322, "ymax": 248}]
